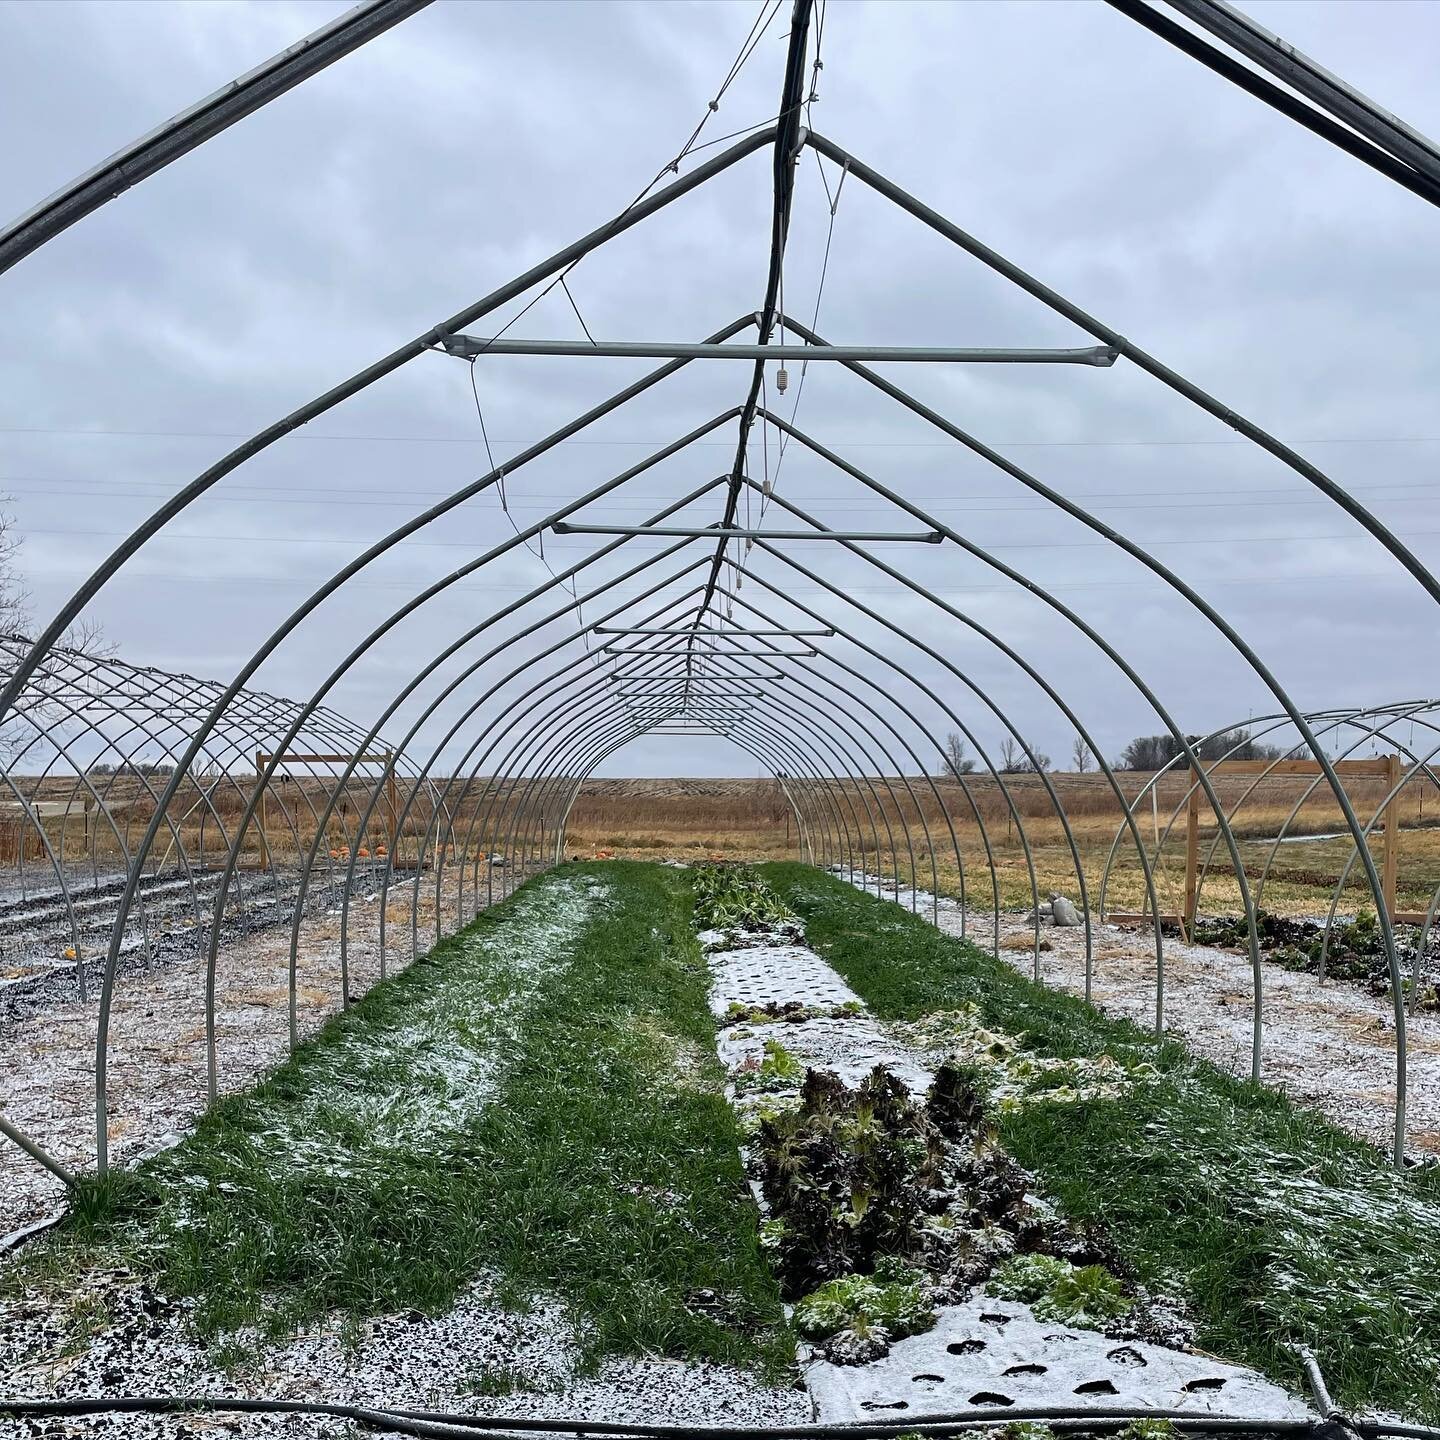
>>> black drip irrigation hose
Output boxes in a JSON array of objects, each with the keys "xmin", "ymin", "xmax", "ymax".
[{"xmin": 3, "ymin": 1398, "xmax": 1438, "ymax": 1440}]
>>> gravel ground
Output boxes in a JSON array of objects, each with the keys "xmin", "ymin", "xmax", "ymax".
[
  {"xmin": 0, "ymin": 1272, "xmax": 809, "ymax": 1439},
  {"xmin": 842, "ymin": 872, "xmax": 1440, "ymax": 1160},
  {"xmin": 0, "ymin": 868, "xmax": 810, "ymax": 1439},
  {"xmin": 3, "ymin": 865, "xmax": 1365, "ymax": 1434},
  {"xmin": 1, "ymin": 878, "xmax": 480, "ymax": 1234}
]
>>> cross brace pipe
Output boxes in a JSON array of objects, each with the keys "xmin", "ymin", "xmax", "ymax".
[
  {"xmin": 435, "ymin": 336, "xmax": 1120, "ymax": 366},
  {"xmin": 554, "ymin": 522, "xmax": 943, "ymax": 543}
]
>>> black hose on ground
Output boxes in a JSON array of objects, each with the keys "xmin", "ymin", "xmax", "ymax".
[{"xmin": 3, "ymin": 1394, "xmax": 1415, "ymax": 1438}]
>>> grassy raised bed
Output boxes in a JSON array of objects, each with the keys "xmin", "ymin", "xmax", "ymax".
[
  {"xmin": 762, "ymin": 861, "xmax": 1440, "ymax": 1420},
  {"xmin": 17, "ymin": 862, "xmax": 789, "ymax": 1375}
]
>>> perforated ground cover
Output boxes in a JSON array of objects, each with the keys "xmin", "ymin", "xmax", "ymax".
[
  {"xmin": 762, "ymin": 861, "xmax": 1440, "ymax": 1421},
  {"xmin": 697, "ymin": 875, "xmax": 1303, "ymax": 1421}
]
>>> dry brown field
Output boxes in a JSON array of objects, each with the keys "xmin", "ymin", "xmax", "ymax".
[
  {"xmin": 564, "ymin": 770, "xmax": 1440, "ymax": 919},
  {"xmin": 5, "ymin": 768, "xmax": 1435, "ymax": 921}
]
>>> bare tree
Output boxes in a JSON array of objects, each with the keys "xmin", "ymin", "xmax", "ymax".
[
  {"xmin": 0, "ymin": 510, "xmax": 28, "ymax": 639},
  {"xmin": 942, "ymin": 731, "xmax": 975, "ymax": 778},
  {"xmin": 1021, "ymin": 750, "xmax": 1051, "ymax": 774},
  {"xmin": 1116, "ymin": 727, "xmax": 1281, "ymax": 771},
  {"xmin": 0, "ymin": 504, "xmax": 110, "ymax": 758},
  {"xmin": 998, "ymin": 736, "xmax": 1023, "ymax": 772},
  {"xmin": 1071, "ymin": 735, "xmax": 1094, "ymax": 773}
]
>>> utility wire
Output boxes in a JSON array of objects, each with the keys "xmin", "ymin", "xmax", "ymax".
[
  {"xmin": 8, "ymin": 425, "xmax": 1440, "ymax": 449},
  {"xmin": 6, "ymin": 477, "xmax": 1435, "ymax": 513},
  {"xmin": 449, "ymin": 0, "xmax": 786, "ymax": 711},
  {"xmin": 756, "ymin": 0, "xmax": 835, "ymax": 532},
  {"xmin": 455, "ymin": 0, "xmax": 784, "ymax": 373},
  {"xmin": 467, "ymin": 358, "xmax": 588, "ymax": 647}
]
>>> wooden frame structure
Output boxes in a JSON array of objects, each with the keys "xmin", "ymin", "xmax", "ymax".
[
  {"xmin": 255, "ymin": 749, "xmax": 398, "ymax": 866},
  {"xmin": 1109, "ymin": 754, "xmax": 1408, "ymax": 932}
]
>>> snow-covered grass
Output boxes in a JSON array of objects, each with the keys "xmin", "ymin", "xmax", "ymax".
[
  {"xmin": 8, "ymin": 863, "xmax": 790, "ymax": 1378},
  {"xmin": 763, "ymin": 861, "xmax": 1440, "ymax": 1421}
]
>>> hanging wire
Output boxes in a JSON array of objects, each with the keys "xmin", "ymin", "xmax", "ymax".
[
  {"xmin": 559, "ymin": 276, "xmax": 597, "ymax": 346},
  {"xmin": 454, "ymin": 0, "xmax": 785, "ymax": 684},
  {"xmin": 758, "ymin": 0, "xmax": 834, "ymax": 529},
  {"xmin": 458, "ymin": 0, "xmax": 784, "ymax": 370},
  {"xmin": 468, "ymin": 359, "xmax": 587, "ymax": 640}
]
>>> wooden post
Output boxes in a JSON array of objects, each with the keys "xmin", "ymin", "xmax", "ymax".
[
  {"xmin": 385, "ymin": 748, "xmax": 398, "ymax": 853},
  {"xmin": 1382, "ymin": 752, "xmax": 1401, "ymax": 923},
  {"xmin": 255, "ymin": 749, "xmax": 272, "ymax": 868},
  {"xmin": 1183, "ymin": 783, "xmax": 1201, "ymax": 939}
]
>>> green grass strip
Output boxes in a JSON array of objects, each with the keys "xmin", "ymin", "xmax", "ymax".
[
  {"xmin": 762, "ymin": 862, "xmax": 1440, "ymax": 1420},
  {"xmin": 17, "ymin": 862, "xmax": 790, "ymax": 1376}
]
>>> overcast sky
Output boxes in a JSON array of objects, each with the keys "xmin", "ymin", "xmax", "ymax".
[{"xmin": 1, "ymin": 0, "xmax": 1437, "ymax": 780}]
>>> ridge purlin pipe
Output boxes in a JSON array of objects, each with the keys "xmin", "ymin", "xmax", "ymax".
[
  {"xmin": 367, "ymin": 568, "xmax": 736, "ymax": 946},
  {"xmin": 480, "ymin": 645, "xmax": 887, "ymax": 909},
  {"xmin": 534, "ymin": 666, "xmax": 860, "ymax": 882},
  {"xmin": 571, "ymin": 632, "xmax": 923, "ymax": 899},
  {"xmin": 711, "ymin": 581, "xmax": 964, "ymax": 926},
  {"xmin": 558, "ymin": 706, "xmax": 828, "ymax": 871},
  {"xmin": 556, "ymin": 702, "xmax": 844, "ymax": 880},
  {"xmin": 290, "ymin": 467, "xmax": 741, "ymax": 1017},
  {"xmin": 328, "ymin": 375, "xmax": 984, "ymax": 965},
  {"xmin": 120, "ymin": 336, "xmax": 763, "ymax": 1125},
  {"xmin": 716, "ymin": 563, "xmax": 1007, "ymax": 949},
  {"xmin": 511, "ymin": 686, "xmax": 855, "ymax": 892},
  {"xmin": 552, "ymin": 706, "xmax": 842, "ymax": 873},
  {"xmin": 471, "ymin": 619, "xmax": 873, "ymax": 895},
  {"xmin": 537, "ymin": 707, "xmax": 827, "ymax": 882},
  {"xmin": 693, "ymin": 0, "xmax": 814, "ymax": 637},
  {"xmin": 483, "ymin": 642, "xmax": 840, "ymax": 887},
  {"xmin": 558, "ymin": 614, "xmax": 928, "ymax": 894},
  {"xmin": 0, "ymin": 122, "xmax": 781, "ymax": 726},
  {"xmin": 545, "ymin": 693, "xmax": 832, "ymax": 873},
  {"xmin": 469, "ymin": 671, "xmax": 844, "ymax": 902}
]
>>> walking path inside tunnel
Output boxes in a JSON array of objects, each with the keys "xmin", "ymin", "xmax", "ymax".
[
  {"xmin": 3, "ymin": 0, "xmax": 1440, "ymax": 1432},
  {"xmin": 7, "ymin": 860, "xmax": 1440, "ymax": 1434}
]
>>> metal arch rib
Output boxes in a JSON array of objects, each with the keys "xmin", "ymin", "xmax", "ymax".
[{"xmin": 0, "ymin": 0, "xmax": 434, "ymax": 276}]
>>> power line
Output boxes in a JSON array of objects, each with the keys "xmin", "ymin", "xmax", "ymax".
[
  {"xmin": 3, "ymin": 423, "xmax": 1439, "ymax": 449},
  {"xmin": 34, "ymin": 564, "xmax": 1416, "ymax": 598},
  {"xmin": 2, "ymin": 475, "xmax": 1434, "ymax": 512},
  {"xmin": 22, "ymin": 522, "xmax": 1440, "ymax": 553}
]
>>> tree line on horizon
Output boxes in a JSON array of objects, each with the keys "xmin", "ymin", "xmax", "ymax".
[{"xmin": 938, "ymin": 726, "xmax": 1285, "ymax": 779}]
